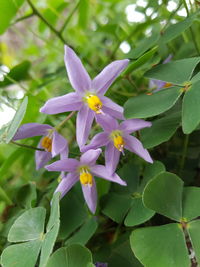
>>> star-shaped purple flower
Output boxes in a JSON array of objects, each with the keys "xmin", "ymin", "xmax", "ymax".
[
  {"xmin": 45, "ymin": 149, "xmax": 126, "ymax": 213},
  {"xmin": 40, "ymin": 45, "xmax": 129, "ymax": 148},
  {"xmin": 13, "ymin": 123, "xmax": 68, "ymax": 170},
  {"xmin": 82, "ymin": 115, "xmax": 153, "ymax": 174}
]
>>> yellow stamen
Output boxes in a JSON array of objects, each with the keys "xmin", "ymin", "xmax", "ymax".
[
  {"xmin": 113, "ymin": 135, "xmax": 125, "ymax": 152},
  {"xmin": 80, "ymin": 170, "xmax": 93, "ymax": 186},
  {"xmin": 86, "ymin": 94, "xmax": 103, "ymax": 114},
  {"xmin": 164, "ymin": 82, "xmax": 172, "ymax": 88},
  {"xmin": 41, "ymin": 136, "xmax": 52, "ymax": 152}
]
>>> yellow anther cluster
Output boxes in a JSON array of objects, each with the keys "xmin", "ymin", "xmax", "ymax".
[
  {"xmin": 80, "ymin": 171, "xmax": 93, "ymax": 186},
  {"xmin": 164, "ymin": 82, "xmax": 172, "ymax": 88},
  {"xmin": 41, "ymin": 136, "xmax": 52, "ymax": 152},
  {"xmin": 113, "ymin": 135, "xmax": 125, "ymax": 152},
  {"xmin": 86, "ymin": 94, "xmax": 103, "ymax": 113}
]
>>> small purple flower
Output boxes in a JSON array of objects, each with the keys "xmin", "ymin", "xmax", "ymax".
[
  {"xmin": 13, "ymin": 123, "xmax": 68, "ymax": 170},
  {"xmin": 82, "ymin": 115, "xmax": 153, "ymax": 174},
  {"xmin": 149, "ymin": 54, "xmax": 173, "ymax": 92},
  {"xmin": 95, "ymin": 263, "xmax": 108, "ymax": 267},
  {"xmin": 45, "ymin": 149, "xmax": 126, "ymax": 213},
  {"xmin": 40, "ymin": 45, "xmax": 129, "ymax": 148}
]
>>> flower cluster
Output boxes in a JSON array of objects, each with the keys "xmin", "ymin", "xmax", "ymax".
[{"xmin": 13, "ymin": 45, "xmax": 153, "ymax": 213}]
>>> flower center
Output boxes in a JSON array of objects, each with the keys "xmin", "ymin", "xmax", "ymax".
[
  {"xmin": 41, "ymin": 136, "xmax": 52, "ymax": 152},
  {"xmin": 110, "ymin": 130, "xmax": 125, "ymax": 152},
  {"xmin": 79, "ymin": 167, "xmax": 93, "ymax": 186},
  {"xmin": 85, "ymin": 94, "xmax": 103, "ymax": 114},
  {"xmin": 163, "ymin": 82, "xmax": 172, "ymax": 88}
]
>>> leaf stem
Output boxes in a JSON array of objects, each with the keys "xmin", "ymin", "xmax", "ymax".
[
  {"xmin": 59, "ymin": 1, "xmax": 80, "ymax": 33},
  {"xmin": 27, "ymin": 0, "xmax": 67, "ymax": 44},
  {"xmin": 11, "ymin": 141, "xmax": 45, "ymax": 151},
  {"xmin": 55, "ymin": 111, "xmax": 76, "ymax": 131}
]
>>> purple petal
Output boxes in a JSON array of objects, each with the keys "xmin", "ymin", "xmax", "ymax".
[
  {"xmin": 60, "ymin": 146, "xmax": 69, "ymax": 159},
  {"xmin": 95, "ymin": 263, "xmax": 108, "ymax": 267},
  {"xmin": 55, "ymin": 173, "xmax": 79, "ymax": 198},
  {"xmin": 52, "ymin": 131, "xmax": 68, "ymax": 157},
  {"xmin": 81, "ymin": 178, "xmax": 97, "ymax": 214},
  {"xmin": 101, "ymin": 96, "xmax": 124, "ymax": 120},
  {"xmin": 105, "ymin": 142, "xmax": 120, "ymax": 175},
  {"xmin": 163, "ymin": 54, "xmax": 173, "ymax": 64},
  {"xmin": 35, "ymin": 141, "xmax": 52, "ymax": 170},
  {"xmin": 95, "ymin": 113, "xmax": 119, "ymax": 132},
  {"xmin": 40, "ymin": 92, "xmax": 82, "ymax": 114},
  {"xmin": 80, "ymin": 149, "xmax": 102, "ymax": 166},
  {"xmin": 91, "ymin": 165, "xmax": 126, "ymax": 186},
  {"xmin": 76, "ymin": 105, "xmax": 95, "ymax": 148},
  {"xmin": 124, "ymin": 134, "xmax": 153, "ymax": 163},
  {"xmin": 64, "ymin": 45, "xmax": 91, "ymax": 93},
  {"xmin": 149, "ymin": 79, "xmax": 166, "ymax": 91},
  {"xmin": 45, "ymin": 158, "xmax": 79, "ymax": 172},
  {"xmin": 119, "ymin": 119, "xmax": 152, "ymax": 134},
  {"xmin": 92, "ymin": 59, "xmax": 129, "ymax": 95},
  {"xmin": 13, "ymin": 123, "xmax": 52, "ymax": 140},
  {"xmin": 81, "ymin": 132, "xmax": 109, "ymax": 153}
]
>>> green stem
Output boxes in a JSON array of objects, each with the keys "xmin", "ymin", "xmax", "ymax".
[
  {"xmin": 179, "ymin": 134, "xmax": 189, "ymax": 175},
  {"xmin": 11, "ymin": 12, "xmax": 34, "ymax": 25},
  {"xmin": 55, "ymin": 111, "xmax": 76, "ymax": 131},
  {"xmin": 182, "ymin": 0, "xmax": 200, "ymax": 54},
  {"xmin": 60, "ymin": 1, "xmax": 80, "ymax": 33},
  {"xmin": 11, "ymin": 141, "xmax": 45, "ymax": 151},
  {"xmin": 27, "ymin": 0, "xmax": 67, "ymax": 44}
]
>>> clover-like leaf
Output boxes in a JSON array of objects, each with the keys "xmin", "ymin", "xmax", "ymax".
[
  {"xmin": 130, "ymin": 224, "xmax": 190, "ymax": 267},
  {"xmin": 143, "ymin": 172, "xmax": 183, "ymax": 221},
  {"xmin": 124, "ymin": 87, "xmax": 182, "ymax": 119},
  {"xmin": 145, "ymin": 57, "xmax": 200, "ymax": 85},
  {"xmin": 46, "ymin": 244, "xmax": 93, "ymax": 267},
  {"xmin": 8, "ymin": 207, "xmax": 46, "ymax": 242}
]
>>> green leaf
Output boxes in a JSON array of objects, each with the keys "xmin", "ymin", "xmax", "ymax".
[
  {"xmin": 39, "ymin": 192, "xmax": 60, "ymax": 267},
  {"xmin": 123, "ymin": 47, "xmax": 157, "ymax": 75},
  {"xmin": 160, "ymin": 14, "xmax": 197, "ymax": 43},
  {"xmin": 1, "ymin": 239, "xmax": 42, "ymax": 267},
  {"xmin": 16, "ymin": 182, "xmax": 37, "ymax": 209},
  {"xmin": 8, "ymin": 207, "xmax": 46, "ymax": 242},
  {"xmin": 130, "ymin": 224, "xmax": 190, "ymax": 267},
  {"xmin": 124, "ymin": 197, "xmax": 155, "ymax": 227},
  {"xmin": 47, "ymin": 192, "xmax": 60, "ymax": 231},
  {"xmin": 0, "ymin": 61, "xmax": 31, "ymax": 87},
  {"xmin": 47, "ymin": 244, "xmax": 93, "ymax": 267},
  {"xmin": 58, "ymin": 191, "xmax": 87, "ymax": 239},
  {"xmin": 188, "ymin": 220, "xmax": 200, "ymax": 264},
  {"xmin": 145, "ymin": 57, "xmax": 200, "ymax": 85},
  {"xmin": 138, "ymin": 161, "xmax": 166, "ymax": 193},
  {"xmin": 191, "ymin": 71, "xmax": 200, "ymax": 83},
  {"xmin": 182, "ymin": 187, "xmax": 200, "ymax": 221},
  {"xmin": 6, "ymin": 96, "xmax": 28, "ymax": 143},
  {"xmin": 124, "ymin": 87, "xmax": 182, "ymax": 119},
  {"xmin": 128, "ymin": 33, "xmax": 159, "ymax": 58},
  {"xmin": 102, "ymin": 193, "xmax": 133, "ymax": 223},
  {"xmin": 141, "ymin": 112, "xmax": 181, "ymax": 148},
  {"xmin": 182, "ymin": 81, "xmax": 200, "ymax": 134},
  {"xmin": 65, "ymin": 218, "xmax": 97, "ymax": 246},
  {"xmin": 39, "ymin": 222, "xmax": 60, "ymax": 267},
  {"xmin": 143, "ymin": 172, "xmax": 183, "ymax": 221},
  {"xmin": 0, "ymin": 0, "xmax": 25, "ymax": 34}
]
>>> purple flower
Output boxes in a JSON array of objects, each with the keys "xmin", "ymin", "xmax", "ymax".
[
  {"xmin": 149, "ymin": 54, "xmax": 173, "ymax": 92},
  {"xmin": 40, "ymin": 45, "xmax": 129, "ymax": 148},
  {"xmin": 13, "ymin": 123, "xmax": 68, "ymax": 170},
  {"xmin": 95, "ymin": 263, "xmax": 108, "ymax": 267},
  {"xmin": 45, "ymin": 149, "xmax": 126, "ymax": 213},
  {"xmin": 82, "ymin": 115, "xmax": 153, "ymax": 174}
]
